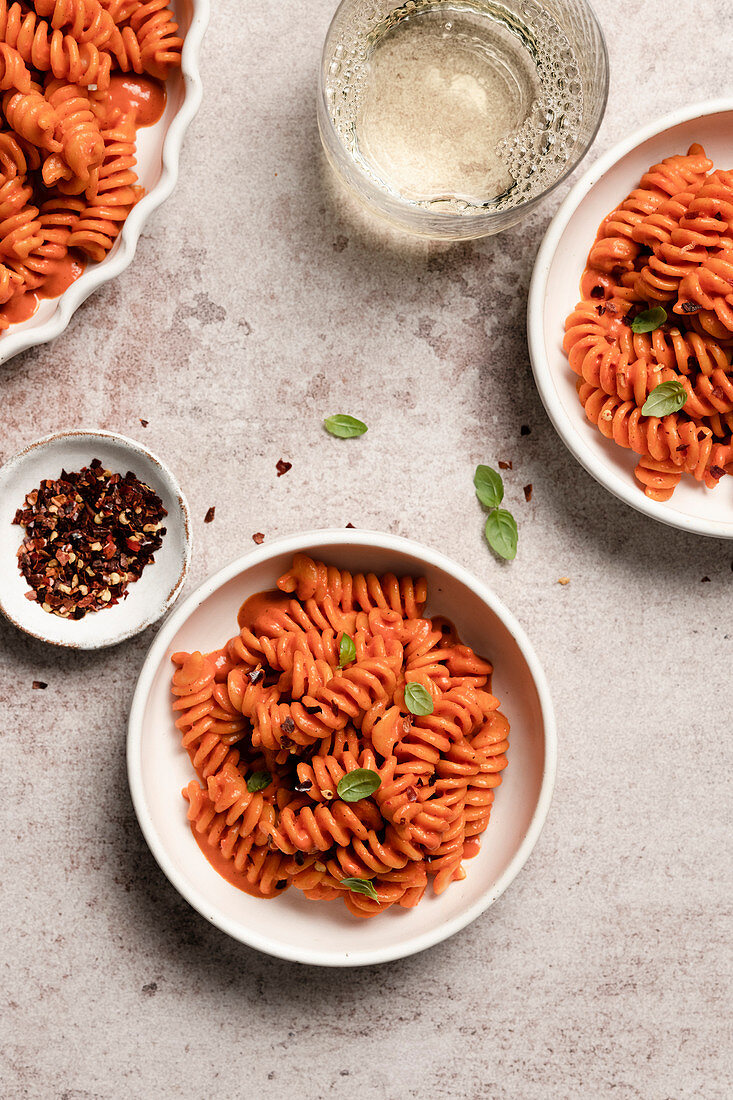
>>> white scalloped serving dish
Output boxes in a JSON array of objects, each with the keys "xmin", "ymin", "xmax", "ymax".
[
  {"xmin": 528, "ymin": 100, "xmax": 733, "ymax": 538},
  {"xmin": 0, "ymin": 0, "xmax": 209, "ymax": 365}
]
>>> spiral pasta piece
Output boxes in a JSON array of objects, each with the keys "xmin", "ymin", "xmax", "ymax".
[
  {"xmin": 67, "ymin": 112, "xmax": 137, "ymax": 259},
  {"xmin": 170, "ymin": 559, "xmax": 511, "ymax": 915}
]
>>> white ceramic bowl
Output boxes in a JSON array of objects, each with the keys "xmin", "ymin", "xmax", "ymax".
[
  {"xmin": 0, "ymin": 0, "xmax": 209, "ymax": 365},
  {"xmin": 127, "ymin": 530, "xmax": 556, "ymax": 966},
  {"xmin": 0, "ymin": 429, "xmax": 192, "ymax": 648},
  {"xmin": 528, "ymin": 100, "xmax": 733, "ymax": 539}
]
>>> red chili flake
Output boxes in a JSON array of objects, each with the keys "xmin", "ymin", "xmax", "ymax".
[
  {"xmin": 204, "ymin": 506, "xmax": 215, "ymax": 524},
  {"xmin": 605, "ymin": 302, "xmax": 618, "ymax": 314},
  {"xmin": 710, "ymin": 386, "xmax": 726, "ymax": 402},
  {"xmin": 345, "ymin": 522, "xmax": 355, "ymax": 529},
  {"xmin": 139, "ymin": 419, "xmax": 148, "ymax": 427},
  {"xmin": 709, "ymin": 465, "xmax": 726, "ymax": 480},
  {"xmin": 677, "ymin": 444, "xmax": 689, "ymax": 454},
  {"xmin": 276, "ymin": 459, "xmax": 292, "ymax": 477},
  {"xmin": 12, "ymin": 459, "xmax": 166, "ymax": 619},
  {"xmin": 701, "ymin": 576, "xmax": 711, "ymax": 582},
  {"xmin": 498, "ymin": 460, "xmax": 513, "ymax": 470},
  {"xmin": 303, "ymin": 704, "xmax": 322, "ymax": 714},
  {"xmin": 520, "ymin": 425, "xmax": 531, "ymax": 437},
  {"xmin": 248, "ymin": 667, "xmax": 264, "ymax": 685},
  {"xmin": 590, "ymin": 285, "xmax": 604, "ymax": 299},
  {"xmin": 252, "ymin": 532, "xmax": 265, "ymax": 544},
  {"xmin": 275, "ymin": 880, "xmax": 288, "ymax": 890},
  {"xmin": 406, "ymin": 787, "xmax": 418, "ymax": 802},
  {"xmin": 281, "ymin": 717, "xmax": 295, "ymax": 735},
  {"xmin": 523, "ymin": 484, "xmax": 533, "ymax": 501},
  {"xmin": 294, "ymin": 851, "xmax": 306, "ymax": 866},
  {"xmin": 596, "ymin": 305, "xmax": 606, "ymax": 316},
  {"xmin": 681, "ymin": 301, "xmax": 701, "ymax": 313},
  {"xmin": 402, "ymin": 717, "xmax": 412, "ymax": 735},
  {"xmin": 32, "ymin": 680, "xmax": 47, "ymax": 689},
  {"xmin": 294, "ymin": 778, "xmax": 313, "ymax": 793}
]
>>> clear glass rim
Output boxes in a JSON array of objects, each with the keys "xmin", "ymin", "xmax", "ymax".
[{"xmin": 318, "ymin": 0, "xmax": 611, "ymax": 234}]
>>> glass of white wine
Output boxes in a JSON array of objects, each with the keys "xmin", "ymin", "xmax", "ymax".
[{"xmin": 318, "ymin": 0, "xmax": 608, "ymax": 239}]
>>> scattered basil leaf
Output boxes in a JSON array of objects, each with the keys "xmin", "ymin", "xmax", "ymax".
[
  {"xmin": 246, "ymin": 770, "xmax": 271, "ymax": 793},
  {"xmin": 324, "ymin": 414, "xmax": 368, "ymax": 438},
  {"xmin": 485, "ymin": 509, "xmax": 518, "ymax": 561},
  {"xmin": 338, "ymin": 632, "xmax": 356, "ymax": 668},
  {"xmin": 337, "ymin": 768, "xmax": 381, "ymax": 802},
  {"xmin": 641, "ymin": 380, "xmax": 688, "ymax": 417},
  {"xmin": 631, "ymin": 307, "xmax": 667, "ymax": 334},
  {"xmin": 340, "ymin": 877, "xmax": 379, "ymax": 901},
  {"xmin": 474, "ymin": 464, "xmax": 504, "ymax": 509},
  {"xmin": 404, "ymin": 682, "xmax": 434, "ymax": 716}
]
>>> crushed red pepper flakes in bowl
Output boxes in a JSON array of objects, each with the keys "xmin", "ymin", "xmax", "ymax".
[{"xmin": 12, "ymin": 458, "xmax": 167, "ymax": 620}]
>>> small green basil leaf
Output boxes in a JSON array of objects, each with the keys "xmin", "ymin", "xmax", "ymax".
[
  {"xmin": 474, "ymin": 464, "xmax": 504, "ymax": 509},
  {"xmin": 338, "ymin": 632, "xmax": 356, "ymax": 668},
  {"xmin": 324, "ymin": 415, "xmax": 368, "ymax": 438},
  {"xmin": 641, "ymin": 380, "xmax": 688, "ymax": 417},
  {"xmin": 340, "ymin": 877, "xmax": 379, "ymax": 901},
  {"xmin": 631, "ymin": 307, "xmax": 667, "ymax": 334},
  {"xmin": 485, "ymin": 509, "xmax": 518, "ymax": 561},
  {"xmin": 404, "ymin": 682, "xmax": 434, "ymax": 716},
  {"xmin": 247, "ymin": 770, "xmax": 271, "ymax": 793},
  {"xmin": 337, "ymin": 768, "xmax": 381, "ymax": 802}
]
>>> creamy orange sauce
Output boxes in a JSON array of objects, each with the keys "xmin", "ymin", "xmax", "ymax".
[
  {"xmin": 190, "ymin": 828, "xmax": 288, "ymax": 899},
  {"xmin": 0, "ymin": 254, "xmax": 86, "ymax": 326},
  {"xmin": 237, "ymin": 589, "xmax": 292, "ymax": 633},
  {"xmin": 105, "ymin": 74, "xmax": 167, "ymax": 127}
]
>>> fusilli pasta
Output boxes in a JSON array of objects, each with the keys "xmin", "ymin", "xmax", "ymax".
[
  {"xmin": 171, "ymin": 556, "xmax": 511, "ymax": 918},
  {"xmin": 0, "ymin": 0, "xmax": 182, "ymax": 331},
  {"xmin": 564, "ymin": 144, "xmax": 733, "ymax": 500}
]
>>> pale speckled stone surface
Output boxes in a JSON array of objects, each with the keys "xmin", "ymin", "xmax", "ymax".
[{"xmin": 1, "ymin": 2, "xmax": 732, "ymax": 1098}]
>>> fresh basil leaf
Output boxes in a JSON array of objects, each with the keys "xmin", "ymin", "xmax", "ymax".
[
  {"xmin": 485, "ymin": 509, "xmax": 518, "ymax": 560},
  {"xmin": 404, "ymin": 682, "xmax": 434, "ymax": 716},
  {"xmin": 324, "ymin": 415, "xmax": 368, "ymax": 438},
  {"xmin": 247, "ymin": 770, "xmax": 271, "ymax": 793},
  {"xmin": 474, "ymin": 464, "xmax": 504, "ymax": 509},
  {"xmin": 338, "ymin": 632, "xmax": 356, "ymax": 668},
  {"xmin": 340, "ymin": 877, "xmax": 379, "ymax": 901},
  {"xmin": 631, "ymin": 307, "xmax": 667, "ymax": 334},
  {"xmin": 337, "ymin": 768, "xmax": 381, "ymax": 802},
  {"xmin": 641, "ymin": 380, "xmax": 688, "ymax": 417}
]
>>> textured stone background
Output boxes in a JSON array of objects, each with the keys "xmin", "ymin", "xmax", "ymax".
[{"xmin": 2, "ymin": 2, "xmax": 732, "ymax": 1098}]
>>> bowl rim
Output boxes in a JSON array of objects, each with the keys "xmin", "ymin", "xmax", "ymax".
[
  {"xmin": 318, "ymin": 0, "xmax": 610, "ymax": 233},
  {"xmin": 0, "ymin": 427, "xmax": 192, "ymax": 648},
  {"xmin": 0, "ymin": 0, "xmax": 211, "ymax": 366},
  {"xmin": 527, "ymin": 97, "xmax": 733, "ymax": 540},
  {"xmin": 127, "ymin": 527, "xmax": 558, "ymax": 967}
]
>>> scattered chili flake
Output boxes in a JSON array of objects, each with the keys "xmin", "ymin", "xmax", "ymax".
[
  {"xmin": 710, "ymin": 386, "xmax": 726, "ymax": 402},
  {"xmin": 252, "ymin": 532, "xmax": 265, "ymax": 544},
  {"xmin": 402, "ymin": 717, "xmax": 412, "ymax": 734},
  {"xmin": 701, "ymin": 576, "xmax": 711, "ymax": 583},
  {"xmin": 498, "ymin": 460, "xmax": 513, "ymax": 470},
  {"xmin": 709, "ymin": 465, "xmax": 726, "ymax": 480},
  {"xmin": 345, "ymin": 522, "xmax": 355, "ymax": 529},
  {"xmin": 558, "ymin": 577, "xmax": 570, "ymax": 586},
  {"xmin": 32, "ymin": 680, "xmax": 47, "ymax": 690},
  {"xmin": 294, "ymin": 851, "xmax": 306, "ymax": 866},
  {"xmin": 276, "ymin": 459, "xmax": 292, "ymax": 477},
  {"xmin": 605, "ymin": 302, "xmax": 618, "ymax": 314},
  {"xmin": 303, "ymin": 704, "xmax": 321, "ymax": 714},
  {"xmin": 275, "ymin": 880, "xmax": 288, "ymax": 890},
  {"xmin": 139, "ymin": 419, "xmax": 148, "ymax": 427},
  {"xmin": 281, "ymin": 716, "xmax": 295, "ymax": 735},
  {"xmin": 590, "ymin": 285, "xmax": 604, "ymax": 299},
  {"xmin": 681, "ymin": 301, "xmax": 701, "ymax": 313},
  {"xmin": 294, "ymin": 778, "xmax": 313, "ymax": 793},
  {"xmin": 204, "ymin": 506, "xmax": 215, "ymax": 524},
  {"xmin": 677, "ymin": 444, "xmax": 689, "ymax": 454},
  {"xmin": 248, "ymin": 667, "xmax": 264, "ymax": 685},
  {"xmin": 523, "ymin": 484, "xmax": 533, "ymax": 502},
  {"xmin": 406, "ymin": 786, "xmax": 417, "ymax": 802},
  {"xmin": 596, "ymin": 305, "xmax": 606, "ymax": 316},
  {"xmin": 12, "ymin": 459, "xmax": 167, "ymax": 619},
  {"xmin": 520, "ymin": 425, "xmax": 531, "ymax": 437}
]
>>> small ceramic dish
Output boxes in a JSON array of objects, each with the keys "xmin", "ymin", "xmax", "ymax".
[
  {"xmin": 528, "ymin": 100, "xmax": 733, "ymax": 539},
  {"xmin": 0, "ymin": 429, "xmax": 191, "ymax": 648},
  {"xmin": 127, "ymin": 529, "xmax": 556, "ymax": 967},
  {"xmin": 0, "ymin": 0, "xmax": 209, "ymax": 366}
]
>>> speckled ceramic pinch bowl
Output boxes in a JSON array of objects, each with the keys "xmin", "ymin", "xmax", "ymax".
[
  {"xmin": 0, "ymin": 429, "xmax": 192, "ymax": 648},
  {"xmin": 127, "ymin": 529, "xmax": 556, "ymax": 967}
]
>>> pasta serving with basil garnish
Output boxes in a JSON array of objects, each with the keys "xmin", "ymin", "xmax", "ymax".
[
  {"xmin": 563, "ymin": 143, "xmax": 733, "ymax": 501},
  {"xmin": 170, "ymin": 554, "xmax": 510, "ymax": 918},
  {"xmin": 0, "ymin": 0, "xmax": 183, "ymax": 331}
]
